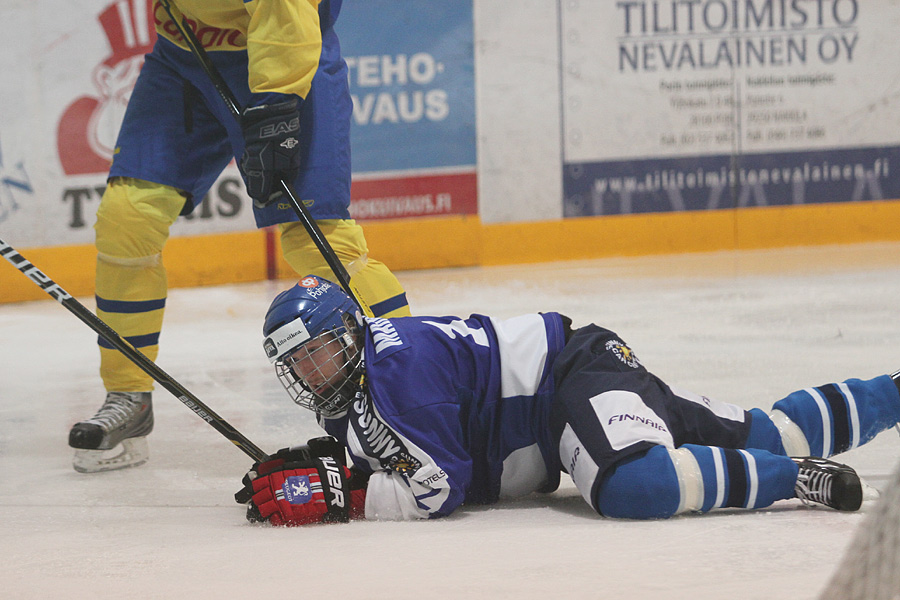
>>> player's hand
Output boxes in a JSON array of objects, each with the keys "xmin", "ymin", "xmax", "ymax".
[
  {"xmin": 244, "ymin": 456, "xmax": 366, "ymax": 526},
  {"xmin": 239, "ymin": 98, "xmax": 301, "ymax": 208},
  {"xmin": 234, "ymin": 436, "xmax": 345, "ymax": 504}
]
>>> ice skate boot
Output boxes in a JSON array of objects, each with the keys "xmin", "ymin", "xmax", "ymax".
[
  {"xmin": 793, "ymin": 457, "xmax": 863, "ymax": 511},
  {"xmin": 69, "ymin": 391, "xmax": 153, "ymax": 473}
]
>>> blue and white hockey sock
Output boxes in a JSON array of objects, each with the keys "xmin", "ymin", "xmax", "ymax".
[
  {"xmin": 771, "ymin": 375, "xmax": 900, "ymax": 458},
  {"xmin": 682, "ymin": 444, "xmax": 797, "ymax": 513},
  {"xmin": 594, "ymin": 444, "xmax": 797, "ymax": 519}
]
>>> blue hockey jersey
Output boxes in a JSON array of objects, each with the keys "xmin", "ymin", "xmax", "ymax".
[{"xmin": 320, "ymin": 313, "xmax": 569, "ymax": 519}]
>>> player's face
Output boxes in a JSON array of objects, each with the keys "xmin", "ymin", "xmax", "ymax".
[{"xmin": 287, "ymin": 334, "xmax": 348, "ymax": 395}]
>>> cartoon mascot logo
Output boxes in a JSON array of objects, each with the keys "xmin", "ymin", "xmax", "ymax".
[
  {"xmin": 606, "ymin": 338, "xmax": 641, "ymax": 369},
  {"xmin": 56, "ymin": 0, "xmax": 155, "ymax": 175}
]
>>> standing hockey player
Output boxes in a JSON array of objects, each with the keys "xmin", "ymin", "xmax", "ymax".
[
  {"xmin": 68, "ymin": 1, "xmax": 411, "ymax": 474},
  {"xmin": 235, "ymin": 276, "xmax": 900, "ymax": 524}
]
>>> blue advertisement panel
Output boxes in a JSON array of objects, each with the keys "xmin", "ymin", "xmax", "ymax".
[
  {"xmin": 339, "ymin": 0, "xmax": 476, "ymax": 173},
  {"xmin": 338, "ymin": 1, "xmax": 477, "ymax": 221},
  {"xmin": 565, "ymin": 146, "xmax": 900, "ymax": 217}
]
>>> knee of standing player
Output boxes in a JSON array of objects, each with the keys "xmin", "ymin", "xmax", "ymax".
[
  {"xmin": 95, "ymin": 178, "xmax": 187, "ymax": 259},
  {"xmin": 279, "ymin": 219, "xmax": 367, "ymax": 276},
  {"xmin": 595, "ymin": 446, "xmax": 693, "ymax": 519},
  {"xmin": 280, "ymin": 219, "xmax": 410, "ymax": 317}
]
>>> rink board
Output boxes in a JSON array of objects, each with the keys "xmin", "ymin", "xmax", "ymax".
[{"xmin": 5, "ymin": 199, "xmax": 900, "ymax": 303}]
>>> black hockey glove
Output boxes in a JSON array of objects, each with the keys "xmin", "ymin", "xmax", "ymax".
[
  {"xmin": 234, "ymin": 436, "xmax": 345, "ymax": 504},
  {"xmin": 239, "ymin": 98, "xmax": 301, "ymax": 208}
]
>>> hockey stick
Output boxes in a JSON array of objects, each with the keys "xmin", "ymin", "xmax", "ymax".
[
  {"xmin": 0, "ymin": 237, "xmax": 268, "ymax": 462},
  {"xmin": 157, "ymin": 0, "xmax": 373, "ymax": 318}
]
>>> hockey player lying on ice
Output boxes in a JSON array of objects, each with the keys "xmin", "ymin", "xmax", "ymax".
[{"xmin": 234, "ymin": 275, "xmax": 900, "ymax": 524}]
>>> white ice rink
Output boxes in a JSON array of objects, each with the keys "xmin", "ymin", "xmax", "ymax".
[{"xmin": 3, "ymin": 243, "xmax": 900, "ymax": 599}]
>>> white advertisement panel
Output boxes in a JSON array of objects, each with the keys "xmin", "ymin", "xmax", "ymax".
[
  {"xmin": 0, "ymin": 0, "xmax": 477, "ymax": 250},
  {"xmin": 561, "ymin": 0, "xmax": 900, "ymax": 216},
  {"xmin": 0, "ymin": 0, "xmax": 256, "ymax": 250}
]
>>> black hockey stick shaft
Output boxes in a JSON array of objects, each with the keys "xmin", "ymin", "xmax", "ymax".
[
  {"xmin": 157, "ymin": 0, "xmax": 372, "ymax": 317},
  {"xmin": 0, "ymin": 237, "xmax": 268, "ymax": 462}
]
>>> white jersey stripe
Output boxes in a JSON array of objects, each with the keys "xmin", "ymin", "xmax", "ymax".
[
  {"xmin": 739, "ymin": 450, "xmax": 758, "ymax": 509},
  {"xmin": 805, "ymin": 387, "xmax": 832, "ymax": 457},
  {"xmin": 712, "ymin": 448, "xmax": 726, "ymax": 509},
  {"xmin": 489, "ymin": 315, "xmax": 550, "ymax": 398},
  {"xmin": 559, "ymin": 424, "xmax": 600, "ymax": 508},
  {"xmin": 345, "ymin": 421, "xmax": 383, "ymax": 471}
]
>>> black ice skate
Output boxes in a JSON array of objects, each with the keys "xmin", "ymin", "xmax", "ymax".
[
  {"xmin": 69, "ymin": 391, "xmax": 154, "ymax": 473},
  {"xmin": 793, "ymin": 456, "xmax": 863, "ymax": 512}
]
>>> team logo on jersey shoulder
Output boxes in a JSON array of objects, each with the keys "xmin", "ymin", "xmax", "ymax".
[{"xmin": 606, "ymin": 339, "xmax": 641, "ymax": 368}]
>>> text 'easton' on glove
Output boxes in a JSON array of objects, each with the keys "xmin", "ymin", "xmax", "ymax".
[
  {"xmin": 245, "ymin": 456, "xmax": 366, "ymax": 526},
  {"xmin": 239, "ymin": 98, "xmax": 301, "ymax": 208}
]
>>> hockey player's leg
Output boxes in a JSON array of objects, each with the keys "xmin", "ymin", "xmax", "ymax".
[
  {"xmin": 69, "ymin": 178, "xmax": 185, "ymax": 472},
  {"xmin": 594, "ymin": 445, "xmax": 798, "ymax": 518},
  {"xmin": 594, "ymin": 444, "xmax": 860, "ymax": 518},
  {"xmin": 768, "ymin": 374, "xmax": 900, "ymax": 458},
  {"xmin": 280, "ymin": 219, "xmax": 410, "ymax": 317},
  {"xmin": 94, "ymin": 178, "xmax": 184, "ymax": 391}
]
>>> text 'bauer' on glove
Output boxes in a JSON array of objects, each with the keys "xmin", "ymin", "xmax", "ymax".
[
  {"xmin": 234, "ymin": 436, "xmax": 347, "ymax": 504},
  {"xmin": 239, "ymin": 98, "xmax": 302, "ymax": 208},
  {"xmin": 242, "ymin": 456, "xmax": 367, "ymax": 526}
]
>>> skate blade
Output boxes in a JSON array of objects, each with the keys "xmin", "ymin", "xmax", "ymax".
[
  {"xmin": 73, "ymin": 436, "xmax": 149, "ymax": 473},
  {"xmin": 860, "ymin": 477, "xmax": 881, "ymax": 503}
]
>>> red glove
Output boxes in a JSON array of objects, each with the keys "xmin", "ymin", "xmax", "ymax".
[
  {"xmin": 234, "ymin": 436, "xmax": 346, "ymax": 504},
  {"xmin": 246, "ymin": 456, "xmax": 367, "ymax": 526}
]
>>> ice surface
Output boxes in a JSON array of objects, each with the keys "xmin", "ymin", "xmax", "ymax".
[{"xmin": 3, "ymin": 243, "xmax": 900, "ymax": 599}]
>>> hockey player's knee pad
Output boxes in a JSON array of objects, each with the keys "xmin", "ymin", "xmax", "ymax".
[
  {"xmin": 744, "ymin": 407, "xmax": 791, "ymax": 455},
  {"xmin": 595, "ymin": 446, "xmax": 683, "ymax": 519},
  {"xmin": 95, "ymin": 178, "xmax": 187, "ymax": 260}
]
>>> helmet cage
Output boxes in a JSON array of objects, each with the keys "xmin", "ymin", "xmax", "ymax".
[{"xmin": 273, "ymin": 321, "xmax": 362, "ymax": 418}]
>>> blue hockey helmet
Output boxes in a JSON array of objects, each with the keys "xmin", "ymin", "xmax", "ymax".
[{"xmin": 263, "ymin": 275, "xmax": 363, "ymax": 417}]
